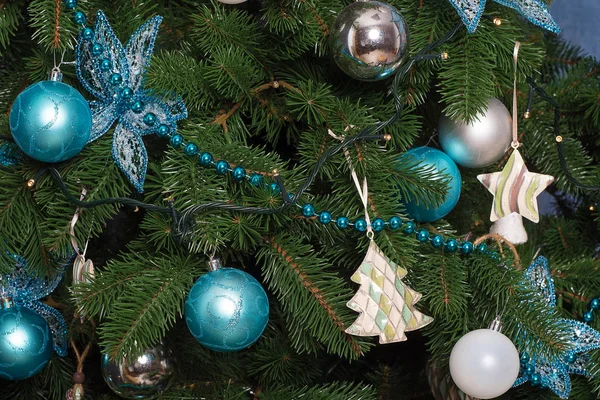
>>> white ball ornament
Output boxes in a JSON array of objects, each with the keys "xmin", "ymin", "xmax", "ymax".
[
  {"xmin": 449, "ymin": 319, "xmax": 520, "ymax": 399},
  {"xmin": 439, "ymin": 98, "xmax": 512, "ymax": 168},
  {"xmin": 217, "ymin": 0, "xmax": 247, "ymax": 4}
]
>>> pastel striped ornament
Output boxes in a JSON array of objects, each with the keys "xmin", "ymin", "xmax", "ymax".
[{"xmin": 477, "ymin": 149, "xmax": 554, "ymax": 223}]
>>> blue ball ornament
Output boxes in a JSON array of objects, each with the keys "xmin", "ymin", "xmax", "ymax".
[
  {"xmin": 0, "ymin": 305, "xmax": 53, "ymax": 380},
  {"xmin": 184, "ymin": 266, "xmax": 269, "ymax": 352},
  {"xmin": 397, "ymin": 146, "xmax": 461, "ymax": 222},
  {"xmin": 10, "ymin": 81, "xmax": 92, "ymax": 163}
]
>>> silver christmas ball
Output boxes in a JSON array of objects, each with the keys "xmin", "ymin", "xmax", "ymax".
[
  {"xmin": 101, "ymin": 343, "xmax": 174, "ymax": 399},
  {"xmin": 330, "ymin": 1, "xmax": 409, "ymax": 81},
  {"xmin": 439, "ymin": 98, "xmax": 512, "ymax": 168}
]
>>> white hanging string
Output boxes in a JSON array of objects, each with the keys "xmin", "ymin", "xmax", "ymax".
[
  {"xmin": 327, "ymin": 128, "xmax": 374, "ymax": 239},
  {"xmin": 511, "ymin": 41, "xmax": 521, "ymax": 149}
]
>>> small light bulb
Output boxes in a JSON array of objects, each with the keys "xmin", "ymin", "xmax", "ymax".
[
  {"xmin": 26, "ymin": 179, "xmax": 35, "ymax": 189},
  {"xmin": 493, "ymin": 18, "xmax": 502, "ymax": 26}
]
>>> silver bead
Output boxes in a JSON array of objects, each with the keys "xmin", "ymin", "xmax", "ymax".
[
  {"xmin": 330, "ymin": 1, "xmax": 409, "ymax": 81},
  {"xmin": 101, "ymin": 343, "xmax": 174, "ymax": 399},
  {"xmin": 439, "ymin": 98, "xmax": 512, "ymax": 168}
]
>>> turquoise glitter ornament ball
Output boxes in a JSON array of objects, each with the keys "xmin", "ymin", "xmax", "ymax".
[
  {"xmin": 184, "ymin": 263, "xmax": 269, "ymax": 352},
  {"xmin": 9, "ymin": 80, "xmax": 92, "ymax": 163},
  {"xmin": 398, "ymin": 146, "xmax": 462, "ymax": 222},
  {"xmin": 0, "ymin": 304, "xmax": 53, "ymax": 380}
]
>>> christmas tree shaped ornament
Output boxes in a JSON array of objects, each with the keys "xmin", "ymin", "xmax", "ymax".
[
  {"xmin": 75, "ymin": 11, "xmax": 187, "ymax": 192},
  {"xmin": 0, "ymin": 254, "xmax": 69, "ymax": 380},
  {"xmin": 345, "ymin": 240, "xmax": 433, "ymax": 343},
  {"xmin": 449, "ymin": 316, "xmax": 520, "ymax": 399},
  {"xmin": 9, "ymin": 67, "xmax": 92, "ymax": 163},
  {"xmin": 330, "ymin": 1, "xmax": 409, "ymax": 81},
  {"xmin": 447, "ymin": 0, "xmax": 560, "ymax": 34},
  {"xmin": 513, "ymin": 256, "xmax": 600, "ymax": 398},
  {"xmin": 326, "ymin": 129, "xmax": 432, "ymax": 343},
  {"xmin": 477, "ymin": 43, "xmax": 554, "ymax": 245}
]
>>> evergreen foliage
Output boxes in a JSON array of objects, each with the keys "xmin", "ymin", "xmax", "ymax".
[{"xmin": 0, "ymin": 0, "xmax": 598, "ymax": 398}]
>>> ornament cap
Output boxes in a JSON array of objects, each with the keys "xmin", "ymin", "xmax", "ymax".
[
  {"xmin": 0, "ymin": 296, "xmax": 13, "ymax": 309},
  {"xmin": 49, "ymin": 68, "xmax": 63, "ymax": 82},
  {"xmin": 489, "ymin": 316, "xmax": 503, "ymax": 332},
  {"xmin": 208, "ymin": 258, "xmax": 222, "ymax": 271}
]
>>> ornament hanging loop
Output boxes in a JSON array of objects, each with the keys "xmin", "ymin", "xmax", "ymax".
[{"xmin": 511, "ymin": 42, "xmax": 521, "ymax": 149}]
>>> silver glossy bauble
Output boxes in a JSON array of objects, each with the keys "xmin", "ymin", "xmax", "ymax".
[
  {"xmin": 101, "ymin": 343, "xmax": 174, "ymax": 399},
  {"xmin": 330, "ymin": 1, "xmax": 409, "ymax": 81},
  {"xmin": 439, "ymin": 98, "xmax": 512, "ymax": 168}
]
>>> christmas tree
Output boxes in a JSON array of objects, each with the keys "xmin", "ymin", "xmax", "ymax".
[{"xmin": 0, "ymin": 0, "xmax": 599, "ymax": 399}]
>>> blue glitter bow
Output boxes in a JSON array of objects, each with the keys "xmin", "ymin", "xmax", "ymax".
[
  {"xmin": 447, "ymin": 0, "xmax": 560, "ymax": 34},
  {"xmin": 0, "ymin": 254, "xmax": 69, "ymax": 356},
  {"xmin": 75, "ymin": 11, "xmax": 187, "ymax": 192},
  {"xmin": 513, "ymin": 256, "xmax": 600, "ymax": 398},
  {"xmin": 0, "ymin": 143, "xmax": 23, "ymax": 167}
]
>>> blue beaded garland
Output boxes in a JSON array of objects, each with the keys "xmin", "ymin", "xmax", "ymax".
[
  {"xmin": 215, "ymin": 160, "xmax": 229, "ymax": 175},
  {"xmin": 184, "ymin": 267, "xmax": 269, "ymax": 352},
  {"xmin": 198, "ymin": 152, "xmax": 213, "ymax": 166},
  {"xmin": 156, "ymin": 124, "xmax": 169, "ymax": 138},
  {"xmin": 460, "ymin": 241, "xmax": 474, "ymax": 255},
  {"xmin": 520, "ymin": 353, "xmax": 530, "ymax": 365},
  {"xmin": 109, "ymin": 73, "xmax": 122, "ymax": 86},
  {"xmin": 445, "ymin": 239, "xmax": 458, "ymax": 253},
  {"xmin": 232, "ymin": 166, "xmax": 246, "ymax": 181},
  {"xmin": 372, "ymin": 218, "xmax": 385, "ymax": 232},
  {"xmin": 143, "ymin": 112, "xmax": 157, "ymax": 126},
  {"xmin": 131, "ymin": 100, "xmax": 145, "ymax": 114},
  {"xmin": 100, "ymin": 58, "xmax": 111, "ymax": 72},
  {"xmin": 583, "ymin": 311, "xmax": 594, "ymax": 323},
  {"xmin": 249, "ymin": 173, "xmax": 263, "ymax": 186},
  {"xmin": 476, "ymin": 243, "xmax": 488, "ymax": 254},
  {"xmin": 82, "ymin": 28, "xmax": 94, "ymax": 41},
  {"xmin": 388, "ymin": 216, "xmax": 402, "ymax": 230},
  {"xmin": 490, "ymin": 251, "xmax": 501, "ymax": 262},
  {"xmin": 269, "ymin": 182, "xmax": 280, "ymax": 194},
  {"xmin": 169, "ymin": 134, "xmax": 183, "ymax": 149},
  {"xmin": 184, "ymin": 143, "xmax": 198, "ymax": 156},
  {"xmin": 302, "ymin": 204, "xmax": 315, "ymax": 217},
  {"xmin": 431, "ymin": 235, "xmax": 444, "ymax": 248},
  {"xmin": 64, "ymin": 0, "xmax": 77, "ymax": 9},
  {"xmin": 565, "ymin": 353, "xmax": 577, "ymax": 363},
  {"xmin": 9, "ymin": 81, "xmax": 92, "ymax": 163},
  {"xmin": 590, "ymin": 298, "xmax": 600, "ymax": 311},
  {"xmin": 403, "ymin": 221, "xmax": 416, "ymax": 234},
  {"xmin": 336, "ymin": 217, "xmax": 349, "ymax": 229},
  {"xmin": 416, "ymin": 229, "xmax": 429, "ymax": 243},
  {"xmin": 524, "ymin": 364, "xmax": 535, "ymax": 376},
  {"xmin": 73, "ymin": 11, "xmax": 86, "ymax": 25},
  {"xmin": 319, "ymin": 212, "xmax": 332, "ymax": 224},
  {"xmin": 91, "ymin": 43, "xmax": 104, "ymax": 56},
  {"xmin": 355, "ymin": 218, "xmax": 367, "ymax": 232}
]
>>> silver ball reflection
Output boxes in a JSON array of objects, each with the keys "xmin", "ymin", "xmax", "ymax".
[
  {"xmin": 330, "ymin": 1, "xmax": 409, "ymax": 81},
  {"xmin": 439, "ymin": 98, "xmax": 512, "ymax": 168},
  {"xmin": 101, "ymin": 343, "xmax": 174, "ymax": 399}
]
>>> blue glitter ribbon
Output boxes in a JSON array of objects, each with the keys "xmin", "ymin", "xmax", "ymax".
[
  {"xmin": 0, "ymin": 254, "xmax": 69, "ymax": 357},
  {"xmin": 512, "ymin": 256, "xmax": 600, "ymax": 398},
  {"xmin": 447, "ymin": 0, "xmax": 560, "ymax": 34},
  {"xmin": 75, "ymin": 11, "xmax": 187, "ymax": 192},
  {"xmin": 0, "ymin": 143, "xmax": 23, "ymax": 167}
]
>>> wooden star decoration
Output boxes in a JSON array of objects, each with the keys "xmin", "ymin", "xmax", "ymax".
[{"xmin": 477, "ymin": 149, "xmax": 554, "ymax": 223}]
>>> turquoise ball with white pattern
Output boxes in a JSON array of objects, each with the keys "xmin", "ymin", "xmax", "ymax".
[
  {"xmin": 9, "ymin": 81, "xmax": 92, "ymax": 163},
  {"xmin": 0, "ymin": 305, "xmax": 53, "ymax": 380},
  {"xmin": 184, "ymin": 268, "xmax": 269, "ymax": 352}
]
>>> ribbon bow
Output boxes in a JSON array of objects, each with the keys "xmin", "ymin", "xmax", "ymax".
[
  {"xmin": 0, "ymin": 254, "xmax": 69, "ymax": 356},
  {"xmin": 75, "ymin": 11, "xmax": 187, "ymax": 192},
  {"xmin": 513, "ymin": 256, "xmax": 600, "ymax": 398}
]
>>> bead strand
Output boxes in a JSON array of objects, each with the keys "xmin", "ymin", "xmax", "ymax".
[
  {"xmin": 63, "ymin": 0, "xmax": 502, "ymax": 263},
  {"xmin": 583, "ymin": 296, "xmax": 600, "ymax": 323}
]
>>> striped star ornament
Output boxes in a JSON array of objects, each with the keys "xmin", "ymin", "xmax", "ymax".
[{"xmin": 477, "ymin": 149, "xmax": 554, "ymax": 223}]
